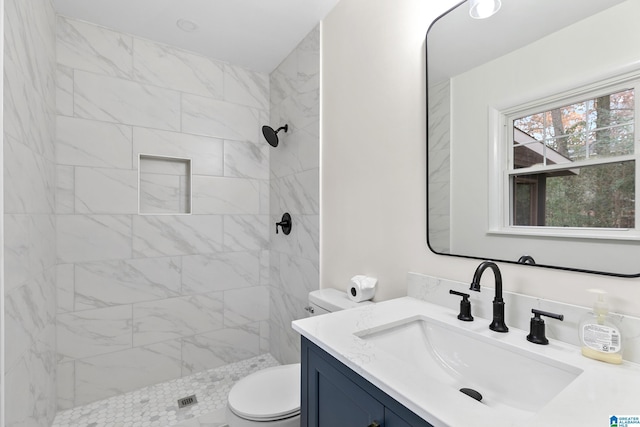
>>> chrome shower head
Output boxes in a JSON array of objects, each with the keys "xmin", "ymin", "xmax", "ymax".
[{"xmin": 262, "ymin": 124, "xmax": 288, "ymax": 147}]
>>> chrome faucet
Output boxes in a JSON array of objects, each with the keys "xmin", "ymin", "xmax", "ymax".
[{"xmin": 469, "ymin": 261, "xmax": 509, "ymax": 333}]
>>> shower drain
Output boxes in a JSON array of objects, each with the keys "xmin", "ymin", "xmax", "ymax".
[{"xmin": 177, "ymin": 394, "xmax": 198, "ymax": 409}]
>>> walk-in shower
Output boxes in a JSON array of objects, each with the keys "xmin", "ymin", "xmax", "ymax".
[{"xmin": 3, "ymin": 2, "xmax": 320, "ymax": 425}]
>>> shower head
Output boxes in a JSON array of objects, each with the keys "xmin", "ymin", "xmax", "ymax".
[{"xmin": 262, "ymin": 124, "xmax": 288, "ymax": 147}]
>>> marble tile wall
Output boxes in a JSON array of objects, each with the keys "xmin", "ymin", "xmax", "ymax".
[
  {"xmin": 427, "ymin": 80, "xmax": 451, "ymax": 253},
  {"xmin": 55, "ymin": 16, "xmax": 271, "ymax": 409},
  {"xmin": 3, "ymin": 0, "xmax": 58, "ymax": 426},
  {"xmin": 269, "ymin": 26, "xmax": 321, "ymax": 364}
]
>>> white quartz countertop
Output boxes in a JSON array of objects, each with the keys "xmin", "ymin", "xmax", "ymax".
[{"xmin": 292, "ymin": 297, "xmax": 640, "ymax": 427}]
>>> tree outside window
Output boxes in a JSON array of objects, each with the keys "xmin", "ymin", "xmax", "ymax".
[{"xmin": 510, "ymin": 88, "xmax": 635, "ymax": 228}]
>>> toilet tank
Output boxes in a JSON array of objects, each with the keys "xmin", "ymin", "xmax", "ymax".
[{"xmin": 306, "ymin": 288, "xmax": 372, "ymax": 316}]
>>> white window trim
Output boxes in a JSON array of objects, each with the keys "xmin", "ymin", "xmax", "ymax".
[{"xmin": 488, "ymin": 71, "xmax": 640, "ymax": 241}]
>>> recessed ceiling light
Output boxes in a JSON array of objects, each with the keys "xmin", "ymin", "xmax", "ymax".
[
  {"xmin": 176, "ymin": 18, "xmax": 198, "ymax": 32},
  {"xmin": 469, "ymin": 0, "xmax": 502, "ymax": 19}
]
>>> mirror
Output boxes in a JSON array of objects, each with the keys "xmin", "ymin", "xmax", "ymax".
[{"xmin": 427, "ymin": 0, "xmax": 640, "ymax": 277}]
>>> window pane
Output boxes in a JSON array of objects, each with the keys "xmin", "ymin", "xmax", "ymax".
[
  {"xmin": 513, "ymin": 179, "xmax": 536, "ymax": 226},
  {"xmin": 513, "ymin": 88, "xmax": 635, "ymax": 169},
  {"xmin": 511, "ymin": 160, "xmax": 635, "ymax": 228},
  {"xmin": 514, "ymin": 143, "xmax": 543, "ymax": 169},
  {"xmin": 595, "ymin": 89, "xmax": 634, "ymax": 128},
  {"xmin": 589, "ymin": 124, "xmax": 635, "ymax": 158},
  {"xmin": 548, "ymin": 135, "xmax": 580, "ymax": 163},
  {"xmin": 557, "ymin": 102, "xmax": 587, "ymax": 135},
  {"xmin": 513, "ymin": 113, "xmax": 545, "ymax": 140}
]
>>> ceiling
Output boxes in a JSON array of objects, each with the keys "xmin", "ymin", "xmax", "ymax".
[
  {"xmin": 52, "ymin": 0, "xmax": 341, "ymax": 73},
  {"xmin": 427, "ymin": 0, "xmax": 627, "ymax": 85}
]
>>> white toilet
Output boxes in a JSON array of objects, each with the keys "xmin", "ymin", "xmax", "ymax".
[{"xmin": 226, "ymin": 289, "xmax": 370, "ymax": 427}]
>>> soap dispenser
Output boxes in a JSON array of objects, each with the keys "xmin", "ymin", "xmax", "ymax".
[{"xmin": 578, "ymin": 289, "xmax": 623, "ymax": 364}]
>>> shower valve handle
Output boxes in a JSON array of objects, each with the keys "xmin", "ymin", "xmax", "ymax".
[{"xmin": 276, "ymin": 213, "xmax": 292, "ymax": 235}]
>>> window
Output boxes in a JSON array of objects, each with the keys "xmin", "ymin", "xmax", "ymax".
[{"xmin": 505, "ymin": 81, "xmax": 637, "ymax": 233}]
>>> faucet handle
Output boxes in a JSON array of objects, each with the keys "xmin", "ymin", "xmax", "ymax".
[
  {"xmin": 449, "ymin": 290, "xmax": 474, "ymax": 322},
  {"xmin": 275, "ymin": 212, "xmax": 292, "ymax": 235},
  {"xmin": 517, "ymin": 255, "xmax": 536, "ymax": 265},
  {"xmin": 527, "ymin": 309, "xmax": 564, "ymax": 345}
]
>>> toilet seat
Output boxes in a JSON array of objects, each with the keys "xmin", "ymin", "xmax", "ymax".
[{"xmin": 228, "ymin": 363, "xmax": 301, "ymax": 422}]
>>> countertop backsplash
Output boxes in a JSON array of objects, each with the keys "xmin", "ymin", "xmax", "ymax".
[{"xmin": 407, "ymin": 272, "xmax": 640, "ymax": 364}]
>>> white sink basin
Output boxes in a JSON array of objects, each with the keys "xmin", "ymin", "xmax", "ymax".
[
  {"xmin": 357, "ymin": 316, "xmax": 583, "ymax": 416},
  {"xmin": 294, "ymin": 296, "xmax": 640, "ymax": 426}
]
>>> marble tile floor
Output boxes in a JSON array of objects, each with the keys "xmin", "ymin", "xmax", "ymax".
[{"xmin": 52, "ymin": 354, "xmax": 279, "ymax": 427}]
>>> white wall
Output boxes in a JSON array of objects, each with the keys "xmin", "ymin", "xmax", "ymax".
[
  {"xmin": 1, "ymin": 0, "xmax": 5, "ymax": 423},
  {"xmin": 320, "ymin": 0, "xmax": 640, "ymax": 317}
]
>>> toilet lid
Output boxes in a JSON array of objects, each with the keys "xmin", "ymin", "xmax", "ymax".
[{"xmin": 228, "ymin": 363, "xmax": 301, "ymax": 421}]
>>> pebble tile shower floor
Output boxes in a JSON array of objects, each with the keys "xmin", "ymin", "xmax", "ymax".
[{"xmin": 52, "ymin": 354, "xmax": 279, "ymax": 427}]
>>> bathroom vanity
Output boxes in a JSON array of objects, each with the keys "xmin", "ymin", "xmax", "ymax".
[
  {"xmin": 292, "ymin": 274, "xmax": 640, "ymax": 427},
  {"xmin": 301, "ymin": 336, "xmax": 431, "ymax": 427}
]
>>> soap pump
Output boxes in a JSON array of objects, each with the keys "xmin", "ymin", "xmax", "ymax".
[{"xmin": 578, "ymin": 289, "xmax": 623, "ymax": 364}]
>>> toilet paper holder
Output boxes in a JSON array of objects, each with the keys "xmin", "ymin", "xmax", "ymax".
[{"xmin": 349, "ymin": 275, "xmax": 377, "ymax": 302}]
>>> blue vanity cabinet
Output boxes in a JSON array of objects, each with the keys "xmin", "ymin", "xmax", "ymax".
[{"xmin": 301, "ymin": 337, "xmax": 433, "ymax": 427}]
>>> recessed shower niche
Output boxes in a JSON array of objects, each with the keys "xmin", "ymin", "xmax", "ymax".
[{"xmin": 138, "ymin": 154, "xmax": 192, "ymax": 214}]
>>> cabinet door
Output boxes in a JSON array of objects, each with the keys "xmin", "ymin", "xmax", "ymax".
[
  {"xmin": 385, "ymin": 408, "xmax": 413, "ymax": 427},
  {"xmin": 307, "ymin": 346, "xmax": 384, "ymax": 427}
]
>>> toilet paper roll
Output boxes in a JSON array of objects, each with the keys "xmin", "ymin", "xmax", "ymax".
[{"xmin": 348, "ymin": 275, "xmax": 378, "ymax": 302}]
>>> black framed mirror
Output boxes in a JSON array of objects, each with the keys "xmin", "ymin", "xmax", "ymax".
[{"xmin": 426, "ymin": 0, "xmax": 640, "ymax": 277}]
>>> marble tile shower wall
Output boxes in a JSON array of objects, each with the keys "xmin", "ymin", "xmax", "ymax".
[
  {"xmin": 269, "ymin": 26, "xmax": 320, "ymax": 364},
  {"xmin": 427, "ymin": 79, "xmax": 450, "ymax": 253},
  {"xmin": 3, "ymin": 0, "xmax": 58, "ymax": 426},
  {"xmin": 55, "ymin": 16, "xmax": 271, "ymax": 409}
]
